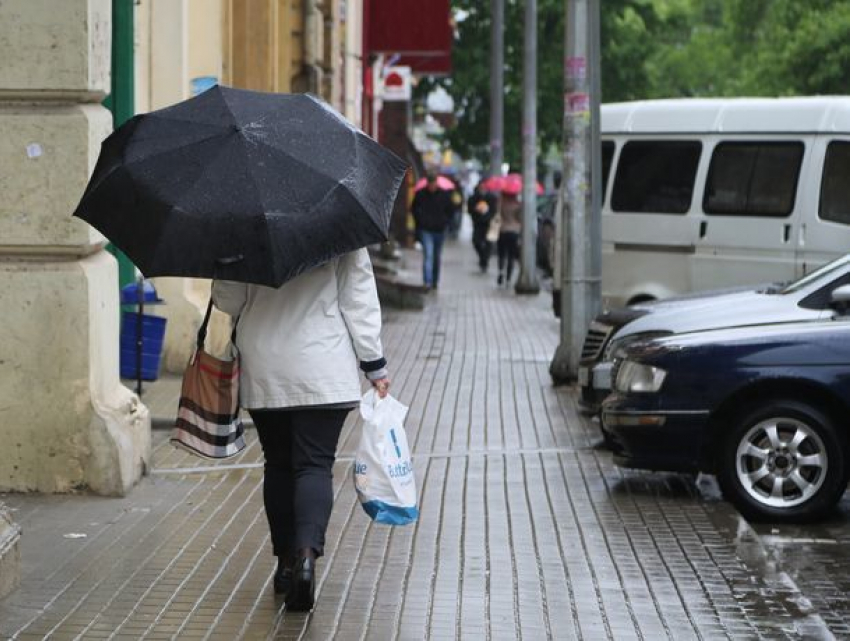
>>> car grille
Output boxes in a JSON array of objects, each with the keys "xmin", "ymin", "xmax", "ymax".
[{"xmin": 581, "ymin": 322, "xmax": 613, "ymax": 361}]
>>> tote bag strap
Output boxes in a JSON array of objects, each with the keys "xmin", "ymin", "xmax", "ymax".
[
  {"xmin": 196, "ymin": 299, "xmax": 215, "ymax": 351},
  {"xmin": 196, "ymin": 297, "xmax": 240, "ymax": 356}
]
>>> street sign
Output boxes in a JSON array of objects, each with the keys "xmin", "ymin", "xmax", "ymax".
[{"xmin": 382, "ymin": 66, "xmax": 412, "ymax": 102}]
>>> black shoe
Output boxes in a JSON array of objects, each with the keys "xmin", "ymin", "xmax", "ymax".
[
  {"xmin": 286, "ymin": 556, "xmax": 316, "ymax": 611},
  {"xmin": 273, "ymin": 558, "xmax": 293, "ymax": 596}
]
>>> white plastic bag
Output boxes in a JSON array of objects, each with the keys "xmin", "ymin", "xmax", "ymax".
[{"xmin": 354, "ymin": 389, "xmax": 419, "ymax": 525}]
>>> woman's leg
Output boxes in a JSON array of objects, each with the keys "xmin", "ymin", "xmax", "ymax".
[
  {"xmin": 249, "ymin": 410, "xmax": 296, "ymax": 559},
  {"xmin": 287, "ymin": 408, "xmax": 349, "ymax": 557},
  {"xmin": 505, "ymin": 232, "xmax": 520, "ymax": 282},
  {"xmin": 496, "ymin": 233, "xmax": 508, "ymax": 284}
]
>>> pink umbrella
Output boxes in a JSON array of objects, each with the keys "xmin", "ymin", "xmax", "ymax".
[
  {"xmin": 414, "ymin": 175, "xmax": 455, "ymax": 191},
  {"xmin": 481, "ymin": 174, "xmax": 544, "ymax": 196},
  {"xmin": 502, "ymin": 173, "xmax": 545, "ymax": 196}
]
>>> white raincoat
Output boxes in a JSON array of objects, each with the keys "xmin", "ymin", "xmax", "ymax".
[{"xmin": 211, "ymin": 248, "xmax": 386, "ymax": 409}]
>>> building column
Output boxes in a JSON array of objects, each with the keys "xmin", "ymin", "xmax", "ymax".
[{"xmin": 0, "ymin": 0, "xmax": 150, "ymax": 496}]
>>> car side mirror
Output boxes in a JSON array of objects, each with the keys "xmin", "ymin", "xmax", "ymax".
[{"xmin": 829, "ymin": 284, "xmax": 850, "ymax": 314}]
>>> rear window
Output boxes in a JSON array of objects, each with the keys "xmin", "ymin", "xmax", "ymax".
[
  {"xmin": 611, "ymin": 141, "xmax": 701, "ymax": 214},
  {"xmin": 704, "ymin": 142, "xmax": 803, "ymax": 217},
  {"xmin": 820, "ymin": 141, "xmax": 850, "ymax": 225}
]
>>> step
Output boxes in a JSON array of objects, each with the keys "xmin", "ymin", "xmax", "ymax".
[
  {"xmin": 0, "ymin": 504, "xmax": 21, "ymax": 600},
  {"xmin": 375, "ymin": 273, "xmax": 428, "ymax": 310}
]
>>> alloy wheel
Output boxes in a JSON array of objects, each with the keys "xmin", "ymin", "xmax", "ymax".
[{"xmin": 735, "ymin": 417, "xmax": 828, "ymax": 509}]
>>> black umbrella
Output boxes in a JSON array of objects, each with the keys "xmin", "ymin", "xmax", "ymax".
[{"xmin": 73, "ymin": 86, "xmax": 407, "ymax": 287}]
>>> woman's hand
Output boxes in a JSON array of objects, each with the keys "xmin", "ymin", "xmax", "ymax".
[{"xmin": 371, "ymin": 377, "xmax": 391, "ymax": 398}]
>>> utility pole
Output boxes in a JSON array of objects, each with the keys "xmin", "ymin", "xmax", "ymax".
[
  {"xmin": 515, "ymin": 0, "xmax": 540, "ymax": 295},
  {"xmin": 489, "ymin": 0, "xmax": 504, "ymax": 177},
  {"xmin": 550, "ymin": 0, "xmax": 602, "ymax": 382}
]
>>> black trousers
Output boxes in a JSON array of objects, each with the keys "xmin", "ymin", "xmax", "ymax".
[
  {"xmin": 471, "ymin": 224, "xmax": 493, "ymax": 270},
  {"xmin": 249, "ymin": 408, "xmax": 349, "ymax": 559},
  {"xmin": 497, "ymin": 231, "xmax": 521, "ymax": 281}
]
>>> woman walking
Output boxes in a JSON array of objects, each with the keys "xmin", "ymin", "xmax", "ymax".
[
  {"xmin": 496, "ymin": 192, "xmax": 522, "ymax": 287},
  {"xmin": 212, "ymin": 248, "xmax": 390, "ymax": 611}
]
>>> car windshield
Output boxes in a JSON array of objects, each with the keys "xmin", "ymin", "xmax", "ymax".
[{"xmin": 778, "ymin": 254, "xmax": 850, "ymax": 295}]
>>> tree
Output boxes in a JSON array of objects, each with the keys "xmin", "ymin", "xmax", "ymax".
[{"xmin": 426, "ymin": 0, "xmax": 850, "ymax": 168}]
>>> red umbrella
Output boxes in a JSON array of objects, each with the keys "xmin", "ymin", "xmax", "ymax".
[
  {"xmin": 481, "ymin": 174, "xmax": 544, "ymax": 196},
  {"xmin": 414, "ymin": 175, "xmax": 455, "ymax": 191},
  {"xmin": 502, "ymin": 173, "xmax": 545, "ymax": 196}
]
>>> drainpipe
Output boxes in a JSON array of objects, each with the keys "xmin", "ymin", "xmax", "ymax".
[{"xmin": 108, "ymin": 0, "xmax": 136, "ymax": 289}]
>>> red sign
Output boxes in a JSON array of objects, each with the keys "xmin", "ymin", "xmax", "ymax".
[{"xmin": 367, "ymin": 0, "xmax": 452, "ymax": 75}]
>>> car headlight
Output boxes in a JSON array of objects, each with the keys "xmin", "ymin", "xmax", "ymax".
[
  {"xmin": 615, "ymin": 360, "xmax": 667, "ymax": 393},
  {"xmin": 604, "ymin": 331, "xmax": 673, "ymax": 361}
]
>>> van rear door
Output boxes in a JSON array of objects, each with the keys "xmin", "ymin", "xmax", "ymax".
[
  {"xmin": 795, "ymin": 136, "xmax": 850, "ymax": 276},
  {"xmin": 691, "ymin": 137, "xmax": 805, "ymax": 292}
]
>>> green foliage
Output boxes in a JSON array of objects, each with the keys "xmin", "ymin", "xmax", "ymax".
[{"xmin": 429, "ymin": 0, "xmax": 850, "ymax": 167}]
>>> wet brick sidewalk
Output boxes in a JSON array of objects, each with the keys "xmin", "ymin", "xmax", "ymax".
[{"xmin": 0, "ymin": 239, "xmax": 845, "ymax": 639}]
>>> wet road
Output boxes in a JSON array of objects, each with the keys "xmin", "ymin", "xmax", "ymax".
[{"xmin": 750, "ymin": 496, "xmax": 850, "ymax": 637}]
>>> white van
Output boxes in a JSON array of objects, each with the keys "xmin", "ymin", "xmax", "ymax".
[{"xmin": 600, "ymin": 97, "xmax": 850, "ymax": 308}]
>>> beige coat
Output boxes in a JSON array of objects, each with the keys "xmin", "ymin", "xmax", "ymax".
[{"xmin": 212, "ymin": 248, "xmax": 385, "ymax": 409}]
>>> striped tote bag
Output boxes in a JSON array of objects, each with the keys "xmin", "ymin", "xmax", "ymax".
[{"xmin": 171, "ymin": 301, "xmax": 246, "ymax": 459}]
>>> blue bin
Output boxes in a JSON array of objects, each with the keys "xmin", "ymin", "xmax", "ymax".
[{"xmin": 120, "ymin": 312, "xmax": 167, "ymax": 381}]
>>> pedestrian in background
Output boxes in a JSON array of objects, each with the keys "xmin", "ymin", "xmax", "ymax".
[
  {"xmin": 496, "ymin": 192, "xmax": 522, "ymax": 287},
  {"xmin": 411, "ymin": 170, "xmax": 455, "ymax": 290},
  {"xmin": 212, "ymin": 249, "xmax": 390, "ymax": 611},
  {"xmin": 467, "ymin": 180, "xmax": 497, "ymax": 272}
]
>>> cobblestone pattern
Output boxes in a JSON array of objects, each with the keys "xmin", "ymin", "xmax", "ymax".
[{"xmin": 0, "ymin": 246, "xmax": 842, "ymax": 639}]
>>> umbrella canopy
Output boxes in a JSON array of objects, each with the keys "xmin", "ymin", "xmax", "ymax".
[
  {"xmin": 481, "ymin": 173, "xmax": 544, "ymax": 196},
  {"xmin": 413, "ymin": 175, "xmax": 455, "ymax": 191},
  {"xmin": 73, "ymin": 86, "xmax": 407, "ymax": 287}
]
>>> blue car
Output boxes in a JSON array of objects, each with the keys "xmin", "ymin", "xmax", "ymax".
[{"xmin": 601, "ymin": 286, "xmax": 850, "ymax": 522}]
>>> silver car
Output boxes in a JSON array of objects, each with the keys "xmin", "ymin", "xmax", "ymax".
[{"xmin": 579, "ymin": 254, "xmax": 850, "ymax": 413}]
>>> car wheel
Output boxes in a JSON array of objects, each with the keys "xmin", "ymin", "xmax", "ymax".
[{"xmin": 717, "ymin": 400, "xmax": 848, "ymax": 523}]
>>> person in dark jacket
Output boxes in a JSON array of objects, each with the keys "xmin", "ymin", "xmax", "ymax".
[
  {"xmin": 467, "ymin": 181, "xmax": 497, "ymax": 272},
  {"xmin": 411, "ymin": 171, "xmax": 455, "ymax": 290}
]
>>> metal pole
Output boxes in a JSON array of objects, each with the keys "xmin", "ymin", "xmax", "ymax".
[
  {"xmin": 516, "ymin": 0, "xmax": 540, "ymax": 295},
  {"xmin": 588, "ymin": 0, "xmax": 602, "ymax": 313},
  {"xmin": 550, "ymin": 0, "xmax": 600, "ymax": 382},
  {"xmin": 489, "ymin": 0, "xmax": 504, "ymax": 177}
]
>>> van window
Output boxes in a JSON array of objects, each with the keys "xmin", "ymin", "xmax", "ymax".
[
  {"xmin": 611, "ymin": 141, "xmax": 701, "ymax": 214},
  {"xmin": 820, "ymin": 141, "xmax": 850, "ymax": 225},
  {"xmin": 704, "ymin": 142, "xmax": 803, "ymax": 217},
  {"xmin": 601, "ymin": 141, "xmax": 615, "ymax": 203}
]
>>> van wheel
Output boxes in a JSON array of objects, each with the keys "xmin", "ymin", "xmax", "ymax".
[
  {"xmin": 627, "ymin": 295, "xmax": 655, "ymax": 306},
  {"xmin": 716, "ymin": 400, "xmax": 848, "ymax": 523}
]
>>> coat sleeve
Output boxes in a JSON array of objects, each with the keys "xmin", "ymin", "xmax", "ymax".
[
  {"xmin": 336, "ymin": 248, "xmax": 387, "ymax": 381},
  {"xmin": 211, "ymin": 280, "xmax": 248, "ymax": 317}
]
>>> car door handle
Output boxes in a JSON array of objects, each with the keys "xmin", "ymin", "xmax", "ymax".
[
  {"xmin": 783, "ymin": 224, "xmax": 791, "ymax": 243},
  {"xmin": 699, "ymin": 221, "xmax": 707, "ymax": 238}
]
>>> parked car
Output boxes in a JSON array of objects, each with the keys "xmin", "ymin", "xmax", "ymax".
[
  {"xmin": 601, "ymin": 285, "xmax": 850, "ymax": 522},
  {"xmin": 579, "ymin": 253, "xmax": 850, "ymax": 413}
]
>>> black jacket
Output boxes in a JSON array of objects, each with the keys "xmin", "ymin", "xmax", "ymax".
[
  {"xmin": 467, "ymin": 192, "xmax": 497, "ymax": 229},
  {"xmin": 411, "ymin": 189, "xmax": 455, "ymax": 233}
]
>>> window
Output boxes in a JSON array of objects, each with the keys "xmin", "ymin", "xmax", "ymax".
[
  {"xmin": 611, "ymin": 141, "xmax": 701, "ymax": 214},
  {"xmin": 820, "ymin": 141, "xmax": 850, "ymax": 225},
  {"xmin": 601, "ymin": 141, "xmax": 614, "ymax": 204},
  {"xmin": 704, "ymin": 142, "xmax": 803, "ymax": 217}
]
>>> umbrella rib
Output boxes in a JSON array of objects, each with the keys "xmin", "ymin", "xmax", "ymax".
[
  {"xmin": 247, "ymin": 134, "xmax": 358, "ymax": 194},
  {"xmin": 122, "ymin": 130, "xmax": 235, "ymax": 168},
  {"xmin": 143, "ymin": 111, "xmax": 235, "ymax": 132}
]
